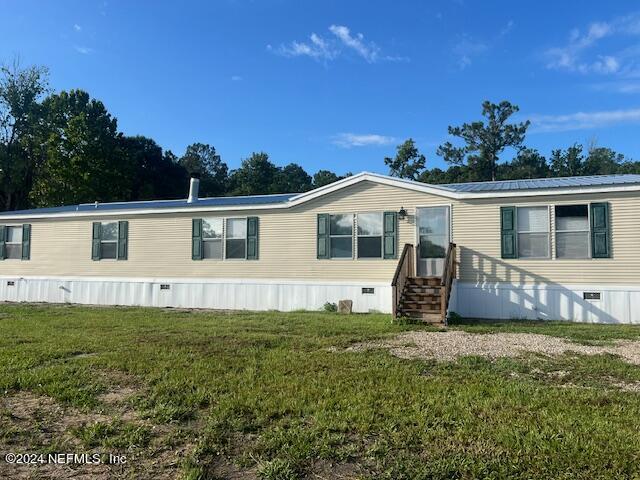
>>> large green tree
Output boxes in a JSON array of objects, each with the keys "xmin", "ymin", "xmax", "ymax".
[
  {"xmin": 30, "ymin": 90, "xmax": 129, "ymax": 206},
  {"xmin": 419, "ymin": 165, "xmax": 471, "ymax": 184},
  {"xmin": 120, "ymin": 136, "xmax": 188, "ymax": 200},
  {"xmin": 274, "ymin": 163, "xmax": 313, "ymax": 193},
  {"xmin": 229, "ymin": 152, "xmax": 279, "ymax": 195},
  {"xmin": 312, "ymin": 170, "xmax": 340, "ymax": 188},
  {"xmin": 583, "ymin": 146, "xmax": 624, "ymax": 175},
  {"xmin": 178, "ymin": 143, "xmax": 228, "ymax": 197},
  {"xmin": 384, "ymin": 138, "xmax": 426, "ymax": 180},
  {"xmin": 549, "ymin": 144, "xmax": 584, "ymax": 177},
  {"xmin": 437, "ymin": 100, "xmax": 530, "ymax": 181},
  {"xmin": 0, "ymin": 61, "xmax": 49, "ymax": 210},
  {"xmin": 618, "ymin": 160, "xmax": 640, "ymax": 174},
  {"xmin": 499, "ymin": 148, "xmax": 550, "ymax": 180}
]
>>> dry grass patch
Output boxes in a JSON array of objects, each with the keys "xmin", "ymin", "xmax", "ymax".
[
  {"xmin": 0, "ymin": 391, "xmax": 114, "ymax": 479},
  {"xmin": 0, "ymin": 385, "xmax": 193, "ymax": 479}
]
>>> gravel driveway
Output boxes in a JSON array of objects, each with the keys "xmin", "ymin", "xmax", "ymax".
[{"xmin": 347, "ymin": 330, "xmax": 640, "ymax": 364}]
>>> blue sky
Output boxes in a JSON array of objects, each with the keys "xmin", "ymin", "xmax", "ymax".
[{"xmin": 3, "ymin": 1, "xmax": 640, "ymax": 175}]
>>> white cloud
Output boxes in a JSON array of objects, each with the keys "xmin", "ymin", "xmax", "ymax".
[
  {"xmin": 328, "ymin": 25, "xmax": 380, "ymax": 63},
  {"xmin": 545, "ymin": 12, "xmax": 640, "ymax": 75},
  {"xmin": 452, "ymin": 36, "xmax": 488, "ymax": 69},
  {"xmin": 593, "ymin": 81, "xmax": 640, "ymax": 93},
  {"xmin": 269, "ymin": 25, "xmax": 406, "ymax": 64},
  {"xmin": 268, "ymin": 32, "xmax": 338, "ymax": 61},
  {"xmin": 73, "ymin": 24, "xmax": 82, "ymax": 32},
  {"xmin": 529, "ymin": 107, "xmax": 640, "ymax": 132},
  {"xmin": 591, "ymin": 55, "xmax": 620, "ymax": 74},
  {"xmin": 74, "ymin": 45, "xmax": 93, "ymax": 55},
  {"xmin": 332, "ymin": 133, "xmax": 396, "ymax": 148}
]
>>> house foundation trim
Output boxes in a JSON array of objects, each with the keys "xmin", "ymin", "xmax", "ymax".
[
  {"xmin": 0, "ymin": 276, "xmax": 391, "ymax": 313},
  {"xmin": 450, "ymin": 281, "xmax": 640, "ymax": 324}
]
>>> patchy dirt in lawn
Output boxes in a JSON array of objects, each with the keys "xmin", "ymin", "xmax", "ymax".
[
  {"xmin": 309, "ymin": 459, "xmax": 362, "ymax": 479},
  {"xmin": 346, "ymin": 330, "xmax": 640, "ymax": 365},
  {"xmin": 96, "ymin": 370, "xmax": 141, "ymax": 413},
  {"xmin": 0, "ymin": 391, "xmax": 113, "ymax": 479},
  {"xmin": 0, "ymin": 384, "xmax": 193, "ymax": 479},
  {"xmin": 204, "ymin": 454, "xmax": 259, "ymax": 480},
  {"xmin": 611, "ymin": 380, "xmax": 640, "ymax": 392}
]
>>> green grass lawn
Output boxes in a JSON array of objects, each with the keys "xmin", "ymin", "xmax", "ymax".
[{"xmin": 2, "ymin": 304, "xmax": 640, "ymax": 479}]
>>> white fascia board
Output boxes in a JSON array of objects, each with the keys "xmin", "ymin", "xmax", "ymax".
[
  {"xmin": 1, "ymin": 172, "xmax": 640, "ymax": 220},
  {"xmin": 454, "ymin": 184, "xmax": 640, "ymax": 199},
  {"xmin": 0, "ymin": 202, "xmax": 292, "ymax": 221}
]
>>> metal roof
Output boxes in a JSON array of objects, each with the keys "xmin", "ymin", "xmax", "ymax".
[
  {"xmin": 441, "ymin": 174, "xmax": 640, "ymax": 193},
  {"xmin": 2, "ymin": 193, "xmax": 298, "ymax": 217},
  {"xmin": 2, "ymin": 173, "xmax": 640, "ymax": 219}
]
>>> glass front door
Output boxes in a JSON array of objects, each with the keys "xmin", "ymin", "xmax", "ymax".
[{"xmin": 416, "ymin": 206, "xmax": 450, "ymax": 277}]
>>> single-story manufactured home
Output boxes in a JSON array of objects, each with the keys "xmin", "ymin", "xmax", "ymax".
[{"xmin": 1, "ymin": 172, "xmax": 639, "ymax": 324}]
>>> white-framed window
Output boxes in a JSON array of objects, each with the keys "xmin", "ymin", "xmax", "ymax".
[
  {"xmin": 516, "ymin": 206, "xmax": 550, "ymax": 259},
  {"xmin": 196, "ymin": 217, "xmax": 257, "ymax": 261},
  {"xmin": 5, "ymin": 226, "xmax": 23, "ymax": 259},
  {"xmin": 357, "ymin": 212, "xmax": 383, "ymax": 258},
  {"xmin": 329, "ymin": 214, "xmax": 353, "ymax": 258},
  {"xmin": 202, "ymin": 218, "xmax": 223, "ymax": 259},
  {"xmin": 555, "ymin": 204, "xmax": 590, "ymax": 259},
  {"xmin": 100, "ymin": 221, "xmax": 119, "ymax": 259},
  {"xmin": 225, "ymin": 218, "xmax": 247, "ymax": 259}
]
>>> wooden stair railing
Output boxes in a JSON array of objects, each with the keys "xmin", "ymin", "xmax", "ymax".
[
  {"xmin": 392, "ymin": 243, "xmax": 415, "ymax": 320},
  {"xmin": 440, "ymin": 242, "xmax": 457, "ymax": 325},
  {"xmin": 392, "ymin": 242, "xmax": 456, "ymax": 325}
]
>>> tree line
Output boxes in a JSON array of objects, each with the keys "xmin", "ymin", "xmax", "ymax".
[
  {"xmin": 2, "ymin": 62, "xmax": 639, "ymax": 212},
  {"xmin": 385, "ymin": 100, "xmax": 640, "ymax": 184},
  {"xmin": 0, "ymin": 62, "xmax": 347, "ymax": 211}
]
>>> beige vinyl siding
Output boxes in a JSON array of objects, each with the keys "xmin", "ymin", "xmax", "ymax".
[
  {"xmin": 1, "ymin": 182, "xmax": 446, "ymax": 282},
  {"xmin": 2, "ymin": 181, "xmax": 639, "ymax": 285},
  {"xmin": 454, "ymin": 191, "xmax": 640, "ymax": 284}
]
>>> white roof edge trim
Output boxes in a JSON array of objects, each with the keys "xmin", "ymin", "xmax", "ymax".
[
  {"xmin": 0, "ymin": 202, "xmax": 292, "ymax": 220},
  {"xmin": 454, "ymin": 184, "xmax": 640, "ymax": 199},
  {"xmin": 2, "ymin": 173, "xmax": 640, "ymax": 220},
  {"xmin": 286, "ymin": 172, "xmax": 458, "ymax": 205}
]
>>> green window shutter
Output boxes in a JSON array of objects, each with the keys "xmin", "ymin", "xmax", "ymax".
[
  {"xmin": 247, "ymin": 217, "xmax": 259, "ymax": 260},
  {"xmin": 317, "ymin": 214, "xmax": 330, "ymax": 259},
  {"xmin": 591, "ymin": 202, "xmax": 610, "ymax": 258},
  {"xmin": 0, "ymin": 225, "xmax": 5, "ymax": 260},
  {"xmin": 500, "ymin": 206, "xmax": 517, "ymax": 259},
  {"xmin": 192, "ymin": 218, "xmax": 203, "ymax": 260},
  {"xmin": 117, "ymin": 221, "xmax": 128, "ymax": 260},
  {"xmin": 383, "ymin": 211, "xmax": 397, "ymax": 259},
  {"xmin": 21, "ymin": 224, "xmax": 31, "ymax": 260},
  {"xmin": 91, "ymin": 222, "xmax": 102, "ymax": 261}
]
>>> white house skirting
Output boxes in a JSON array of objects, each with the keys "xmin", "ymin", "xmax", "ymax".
[
  {"xmin": 0, "ymin": 276, "xmax": 392, "ymax": 313},
  {"xmin": 3, "ymin": 276, "xmax": 639, "ymax": 323},
  {"xmin": 449, "ymin": 280, "xmax": 640, "ymax": 324}
]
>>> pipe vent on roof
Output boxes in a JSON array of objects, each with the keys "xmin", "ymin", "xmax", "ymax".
[{"xmin": 187, "ymin": 176, "xmax": 200, "ymax": 203}]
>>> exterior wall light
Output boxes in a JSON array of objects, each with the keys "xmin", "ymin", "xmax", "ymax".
[{"xmin": 398, "ymin": 207, "xmax": 407, "ymax": 220}]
